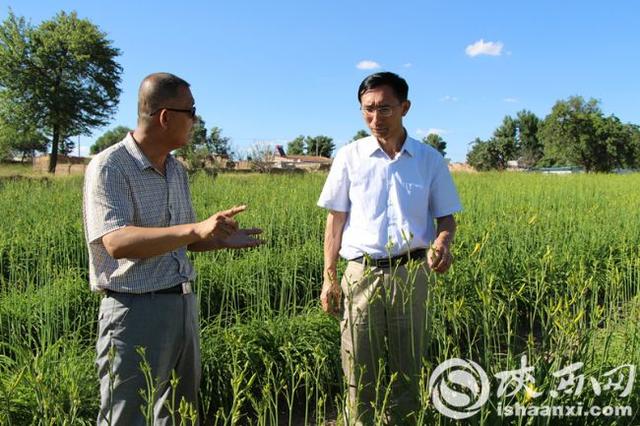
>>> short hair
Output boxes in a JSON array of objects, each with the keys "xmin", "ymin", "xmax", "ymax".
[
  {"xmin": 137, "ymin": 72, "xmax": 190, "ymax": 122},
  {"xmin": 357, "ymin": 72, "xmax": 409, "ymax": 103}
]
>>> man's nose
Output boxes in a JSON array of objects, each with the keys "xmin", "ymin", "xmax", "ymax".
[{"xmin": 369, "ymin": 110, "xmax": 382, "ymax": 125}]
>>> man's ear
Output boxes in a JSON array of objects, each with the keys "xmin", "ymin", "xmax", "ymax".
[
  {"xmin": 158, "ymin": 109, "xmax": 170, "ymax": 129},
  {"xmin": 402, "ymin": 100, "xmax": 411, "ymax": 117}
]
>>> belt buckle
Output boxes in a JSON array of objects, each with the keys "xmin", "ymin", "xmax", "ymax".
[{"xmin": 181, "ymin": 282, "xmax": 192, "ymax": 294}]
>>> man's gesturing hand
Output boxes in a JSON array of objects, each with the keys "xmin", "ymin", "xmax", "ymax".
[
  {"xmin": 427, "ymin": 241, "xmax": 453, "ymax": 273},
  {"xmin": 196, "ymin": 205, "xmax": 246, "ymax": 241},
  {"xmin": 221, "ymin": 227, "xmax": 264, "ymax": 249},
  {"xmin": 321, "ymin": 268, "xmax": 341, "ymax": 317}
]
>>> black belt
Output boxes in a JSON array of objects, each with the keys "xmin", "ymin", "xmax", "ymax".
[
  {"xmin": 104, "ymin": 282, "xmax": 192, "ymax": 296},
  {"xmin": 350, "ymin": 249, "xmax": 427, "ymax": 269}
]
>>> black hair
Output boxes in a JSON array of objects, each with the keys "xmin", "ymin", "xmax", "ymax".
[{"xmin": 357, "ymin": 72, "xmax": 409, "ymax": 103}]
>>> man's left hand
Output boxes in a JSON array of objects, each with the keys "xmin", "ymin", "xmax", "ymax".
[
  {"xmin": 427, "ymin": 242, "xmax": 453, "ymax": 273},
  {"xmin": 220, "ymin": 228, "xmax": 264, "ymax": 249}
]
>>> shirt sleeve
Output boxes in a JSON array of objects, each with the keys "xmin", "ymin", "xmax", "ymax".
[
  {"xmin": 317, "ymin": 148, "xmax": 351, "ymax": 212},
  {"xmin": 429, "ymin": 156, "xmax": 462, "ymax": 218},
  {"xmin": 84, "ymin": 162, "xmax": 134, "ymax": 243}
]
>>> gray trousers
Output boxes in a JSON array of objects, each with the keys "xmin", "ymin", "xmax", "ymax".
[
  {"xmin": 96, "ymin": 292, "xmax": 201, "ymax": 426},
  {"xmin": 340, "ymin": 261, "xmax": 428, "ymax": 425}
]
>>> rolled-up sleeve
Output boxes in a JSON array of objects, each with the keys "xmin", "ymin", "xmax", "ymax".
[
  {"xmin": 317, "ymin": 148, "xmax": 351, "ymax": 212},
  {"xmin": 429, "ymin": 157, "xmax": 462, "ymax": 218},
  {"xmin": 84, "ymin": 163, "xmax": 134, "ymax": 243}
]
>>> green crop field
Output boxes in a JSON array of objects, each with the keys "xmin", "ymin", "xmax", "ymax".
[{"xmin": 0, "ymin": 171, "xmax": 638, "ymax": 425}]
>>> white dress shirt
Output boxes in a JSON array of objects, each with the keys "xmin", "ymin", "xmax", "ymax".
[{"xmin": 317, "ymin": 134, "xmax": 462, "ymax": 260}]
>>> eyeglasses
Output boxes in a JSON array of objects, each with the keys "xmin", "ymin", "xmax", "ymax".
[
  {"xmin": 360, "ymin": 104, "xmax": 401, "ymax": 118},
  {"xmin": 149, "ymin": 106, "xmax": 196, "ymax": 119}
]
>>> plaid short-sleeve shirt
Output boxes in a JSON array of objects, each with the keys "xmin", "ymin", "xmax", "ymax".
[{"xmin": 83, "ymin": 133, "xmax": 197, "ymax": 293}]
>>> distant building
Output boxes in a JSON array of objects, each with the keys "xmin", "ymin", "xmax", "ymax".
[{"xmin": 272, "ymin": 145, "xmax": 332, "ymax": 171}]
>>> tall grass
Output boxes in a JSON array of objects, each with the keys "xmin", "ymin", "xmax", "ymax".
[{"xmin": 0, "ymin": 171, "xmax": 638, "ymax": 425}]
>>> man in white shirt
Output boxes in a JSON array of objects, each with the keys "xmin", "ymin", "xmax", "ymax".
[{"xmin": 317, "ymin": 72, "xmax": 461, "ymax": 424}]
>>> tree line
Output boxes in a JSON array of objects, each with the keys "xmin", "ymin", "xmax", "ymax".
[
  {"xmin": 467, "ymin": 97, "xmax": 640, "ymax": 173},
  {"xmin": 2, "ymin": 10, "xmax": 637, "ymax": 174}
]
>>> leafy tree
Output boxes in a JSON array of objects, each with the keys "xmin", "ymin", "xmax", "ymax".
[
  {"xmin": 466, "ymin": 111, "xmax": 543, "ymax": 170},
  {"xmin": 209, "ymin": 126, "xmax": 232, "ymax": 158},
  {"xmin": 626, "ymin": 124, "xmax": 640, "ymax": 168},
  {"xmin": 90, "ymin": 125, "xmax": 131, "ymax": 155},
  {"xmin": 466, "ymin": 138, "xmax": 502, "ymax": 171},
  {"xmin": 422, "ymin": 134, "xmax": 447, "ymax": 156},
  {"xmin": 0, "ymin": 11, "xmax": 122, "ymax": 173},
  {"xmin": 305, "ymin": 135, "xmax": 334, "ymax": 157},
  {"xmin": 0, "ymin": 117, "xmax": 48, "ymax": 161},
  {"xmin": 286, "ymin": 135, "xmax": 305, "ymax": 155},
  {"xmin": 491, "ymin": 116, "xmax": 519, "ymax": 169},
  {"xmin": 176, "ymin": 115, "xmax": 208, "ymax": 170},
  {"xmin": 175, "ymin": 118, "xmax": 234, "ymax": 172},
  {"xmin": 59, "ymin": 137, "xmax": 75, "ymax": 156},
  {"xmin": 466, "ymin": 117, "xmax": 518, "ymax": 171},
  {"xmin": 351, "ymin": 129, "xmax": 370, "ymax": 142},
  {"xmin": 515, "ymin": 110, "xmax": 542, "ymax": 167},
  {"xmin": 538, "ymin": 97, "xmax": 630, "ymax": 172}
]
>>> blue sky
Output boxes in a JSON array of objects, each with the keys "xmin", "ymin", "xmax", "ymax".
[{"xmin": 2, "ymin": 0, "xmax": 638, "ymax": 162}]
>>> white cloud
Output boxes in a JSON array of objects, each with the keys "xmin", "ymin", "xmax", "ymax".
[
  {"xmin": 465, "ymin": 39, "xmax": 504, "ymax": 57},
  {"xmin": 356, "ymin": 60, "xmax": 381, "ymax": 70},
  {"xmin": 503, "ymin": 97, "xmax": 518, "ymax": 103},
  {"xmin": 403, "ymin": 63, "xmax": 412, "ymax": 68},
  {"xmin": 440, "ymin": 95, "xmax": 459, "ymax": 102},
  {"xmin": 416, "ymin": 128, "xmax": 447, "ymax": 137}
]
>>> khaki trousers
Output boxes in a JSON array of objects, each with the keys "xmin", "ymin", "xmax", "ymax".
[{"xmin": 340, "ymin": 260, "xmax": 428, "ymax": 425}]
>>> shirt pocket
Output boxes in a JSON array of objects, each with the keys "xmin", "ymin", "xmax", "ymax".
[
  {"xmin": 399, "ymin": 182, "xmax": 429, "ymax": 220},
  {"xmin": 349, "ymin": 169, "xmax": 384, "ymax": 218}
]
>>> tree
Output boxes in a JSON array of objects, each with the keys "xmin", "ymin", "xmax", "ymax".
[
  {"xmin": 90, "ymin": 125, "xmax": 131, "ymax": 155},
  {"xmin": 175, "ymin": 115, "xmax": 208, "ymax": 170},
  {"xmin": 465, "ymin": 111, "xmax": 543, "ymax": 171},
  {"xmin": 351, "ymin": 129, "xmax": 370, "ymax": 142},
  {"xmin": 422, "ymin": 133, "xmax": 447, "ymax": 156},
  {"xmin": 626, "ymin": 124, "xmax": 640, "ymax": 169},
  {"xmin": 0, "ymin": 117, "xmax": 48, "ymax": 161},
  {"xmin": 491, "ymin": 115, "xmax": 519, "ymax": 169},
  {"xmin": 538, "ymin": 96, "xmax": 630, "ymax": 172},
  {"xmin": 248, "ymin": 142, "xmax": 275, "ymax": 173},
  {"xmin": 466, "ymin": 138, "xmax": 502, "ymax": 171},
  {"xmin": 0, "ymin": 11, "xmax": 122, "ymax": 173},
  {"xmin": 209, "ymin": 126, "xmax": 232, "ymax": 158},
  {"xmin": 466, "ymin": 117, "xmax": 518, "ymax": 171},
  {"xmin": 175, "ymin": 118, "xmax": 234, "ymax": 172},
  {"xmin": 305, "ymin": 135, "xmax": 335, "ymax": 157},
  {"xmin": 515, "ymin": 110, "xmax": 542, "ymax": 167},
  {"xmin": 287, "ymin": 135, "xmax": 305, "ymax": 155}
]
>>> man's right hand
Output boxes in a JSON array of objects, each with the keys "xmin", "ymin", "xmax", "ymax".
[
  {"xmin": 195, "ymin": 205, "xmax": 245, "ymax": 241},
  {"xmin": 321, "ymin": 268, "xmax": 341, "ymax": 317}
]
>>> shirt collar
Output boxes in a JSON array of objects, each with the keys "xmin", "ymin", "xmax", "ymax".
[
  {"xmin": 124, "ymin": 132, "xmax": 174, "ymax": 173},
  {"xmin": 124, "ymin": 132, "xmax": 153, "ymax": 171},
  {"xmin": 363, "ymin": 130, "xmax": 416, "ymax": 158},
  {"xmin": 402, "ymin": 135, "xmax": 417, "ymax": 157}
]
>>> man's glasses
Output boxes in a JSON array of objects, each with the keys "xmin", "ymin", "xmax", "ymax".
[
  {"xmin": 360, "ymin": 104, "xmax": 401, "ymax": 118},
  {"xmin": 149, "ymin": 106, "xmax": 196, "ymax": 119}
]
